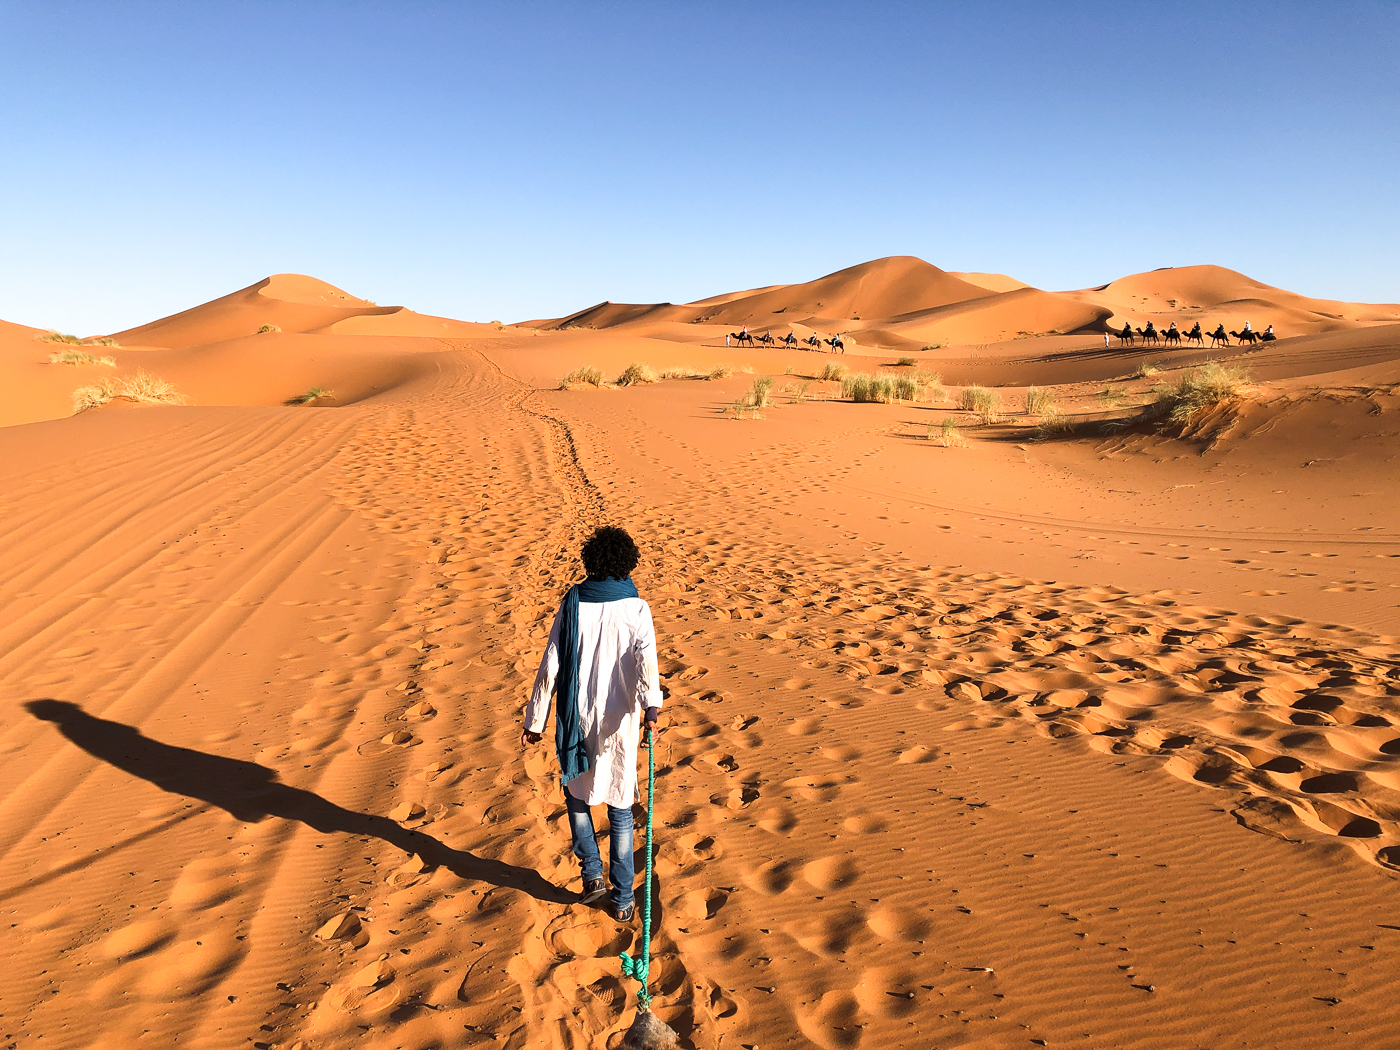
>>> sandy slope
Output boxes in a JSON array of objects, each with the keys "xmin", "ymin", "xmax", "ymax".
[{"xmin": 1, "ymin": 268, "xmax": 1399, "ymax": 1049}]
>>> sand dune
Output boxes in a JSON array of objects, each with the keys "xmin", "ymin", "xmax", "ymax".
[
  {"xmin": 529, "ymin": 257, "xmax": 1400, "ymax": 348},
  {"xmin": 1063, "ymin": 263, "xmax": 1400, "ymax": 336},
  {"xmin": 2, "ymin": 264, "xmax": 1399, "ymax": 1049}
]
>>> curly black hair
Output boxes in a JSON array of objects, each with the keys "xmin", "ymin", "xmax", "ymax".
[{"xmin": 581, "ymin": 526, "xmax": 639, "ymax": 581}]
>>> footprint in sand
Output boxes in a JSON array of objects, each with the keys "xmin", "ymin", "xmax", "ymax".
[
  {"xmin": 895, "ymin": 745, "xmax": 938, "ymax": 764},
  {"xmin": 842, "ymin": 813, "xmax": 888, "ymax": 834},
  {"xmin": 675, "ymin": 832, "xmax": 723, "ymax": 861},
  {"xmin": 803, "ymin": 855, "xmax": 861, "ymax": 891},
  {"xmin": 745, "ymin": 858, "xmax": 797, "ymax": 895},
  {"xmin": 356, "ymin": 729, "xmax": 421, "ymax": 756},
  {"xmin": 673, "ymin": 888, "xmax": 728, "ymax": 921},
  {"xmin": 787, "ymin": 716, "xmax": 823, "ymax": 736}
]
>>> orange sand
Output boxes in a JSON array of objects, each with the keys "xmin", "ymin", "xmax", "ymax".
[{"xmin": 2, "ymin": 258, "xmax": 1399, "ymax": 1049}]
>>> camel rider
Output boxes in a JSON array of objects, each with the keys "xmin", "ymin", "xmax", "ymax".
[
  {"xmin": 1264, "ymin": 324, "xmax": 1274, "ymax": 337},
  {"xmin": 1243, "ymin": 320, "xmax": 1252, "ymax": 334}
]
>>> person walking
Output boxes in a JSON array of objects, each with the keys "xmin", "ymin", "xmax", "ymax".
[{"xmin": 522, "ymin": 526, "xmax": 662, "ymax": 922}]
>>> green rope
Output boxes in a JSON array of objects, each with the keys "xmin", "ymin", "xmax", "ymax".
[{"xmin": 619, "ymin": 725, "xmax": 656, "ymax": 1010}]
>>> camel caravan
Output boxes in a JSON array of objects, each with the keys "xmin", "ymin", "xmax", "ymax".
[
  {"xmin": 726, "ymin": 326, "xmax": 848, "ymax": 353},
  {"xmin": 1112, "ymin": 319, "xmax": 1276, "ymax": 348}
]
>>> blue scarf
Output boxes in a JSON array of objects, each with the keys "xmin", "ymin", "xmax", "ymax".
[{"xmin": 555, "ymin": 577, "xmax": 639, "ymax": 784}]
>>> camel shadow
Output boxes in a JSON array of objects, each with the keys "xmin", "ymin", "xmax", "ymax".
[{"xmin": 24, "ymin": 699, "xmax": 571, "ymax": 905}]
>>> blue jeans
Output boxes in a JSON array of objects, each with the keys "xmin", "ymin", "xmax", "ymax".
[{"xmin": 565, "ymin": 793, "xmax": 635, "ymax": 908}]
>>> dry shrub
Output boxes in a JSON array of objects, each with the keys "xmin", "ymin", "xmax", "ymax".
[
  {"xmin": 49, "ymin": 349, "xmax": 116, "ymax": 366},
  {"xmin": 71, "ymin": 370, "xmax": 183, "ymax": 413},
  {"xmin": 819, "ymin": 362, "xmax": 849, "ymax": 382},
  {"xmin": 659, "ymin": 367, "xmax": 701, "ymax": 380},
  {"xmin": 121, "ymin": 370, "xmax": 184, "ymax": 404},
  {"xmin": 560, "ymin": 366, "xmax": 605, "ymax": 389},
  {"xmin": 91, "ymin": 336, "xmax": 121, "ymax": 347},
  {"xmin": 896, "ymin": 356, "xmax": 917, "ymax": 367},
  {"xmin": 1151, "ymin": 361, "xmax": 1251, "ymax": 429},
  {"xmin": 257, "ymin": 324, "xmax": 281, "ymax": 334},
  {"xmin": 616, "ymin": 362, "xmax": 658, "ymax": 386},
  {"xmin": 1024, "ymin": 386, "xmax": 1056, "ymax": 416},
  {"xmin": 786, "ymin": 381, "xmax": 811, "ymax": 402},
  {"xmin": 959, "ymin": 385, "xmax": 1001, "ymax": 423},
  {"xmin": 39, "ymin": 331, "xmax": 82, "ymax": 344},
  {"xmin": 72, "ymin": 379, "xmax": 117, "ymax": 412},
  {"xmin": 707, "ymin": 364, "xmax": 734, "ymax": 380},
  {"xmin": 1136, "ymin": 360, "xmax": 1162, "ymax": 378},
  {"xmin": 913, "ymin": 369, "xmax": 946, "ymax": 402},
  {"xmin": 292, "ymin": 386, "xmax": 333, "ymax": 404}
]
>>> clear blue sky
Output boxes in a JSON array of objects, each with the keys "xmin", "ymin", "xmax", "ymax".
[{"xmin": 2, "ymin": 1, "xmax": 1396, "ymax": 334}]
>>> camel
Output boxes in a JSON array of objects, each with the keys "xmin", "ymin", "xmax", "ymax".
[
  {"xmin": 1260, "ymin": 325, "xmax": 1277, "ymax": 342},
  {"xmin": 1162, "ymin": 323, "xmax": 1181, "ymax": 347},
  {"xmin": 825, "ymin": 334, "xmax": 846, "ymax": 354},
  {"xmin": 1230, "ymin": 329, "xmax": 1260, "ymax": 346},
  {"xmin": 1184, "ymin": 322, "xmax": 1204, "ymax": 347},
  {"xmin": 757, "ymin": 330, "xmax": 775, "ymax": 347},
  {"xmin": 728, "ymin": 331, "xmax": 755, "ymax": 347},
  {"xmin": 1135, "ymin": 323, "xmax": 1160, "ymax": 346},
  {"xmin": 804, "ymin": 334, "xmax": 822, "ymax": 350},
  {"xmin": 1116, "ymin": 323, "xmax": 1135, "ymax": 346},
  {"xmin": 1208, "ymin": 325, "xmax": 1230, "ymax": 349},
  {"xmin": 782, "ymin": 332, "xmax": 798, "ymax": 348}
]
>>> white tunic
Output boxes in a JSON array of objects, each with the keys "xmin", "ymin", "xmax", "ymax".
[{"xmin": 525, "ymin": 596, "xmax": 664, "ymax": 808}]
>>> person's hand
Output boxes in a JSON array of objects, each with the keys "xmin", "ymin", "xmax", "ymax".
[{"xmin": 520, "ymin": 729, "xmax": 543, "ymax": 748}]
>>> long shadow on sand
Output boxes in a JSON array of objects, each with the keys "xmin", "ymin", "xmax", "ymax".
[{"xmin": 24, "ymin": 699, "xmax": 571, "ymax": 905}]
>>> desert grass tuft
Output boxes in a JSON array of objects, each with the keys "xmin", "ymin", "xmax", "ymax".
[
  {"xmin": 616, "ymin": 362, "xmax": 658, "ymax": 386},
  {"xmin": 560, "ymin": 366, "xmax": 606, "ymax": 390},
  {"xmin": 658, "ymin": 366, "xmax": 701, "ymax": 380},
  {"xmin": 291, "ymin": 386, "xmax": 333, "ymax": 404},
  {"xmin": 896, "ymin": 356, "xmax": 917, "ymax": 367},
  {"xmin": 1151, "ymin": 361, "xmax": 1251, "ymax": 429},
  {"xmin": 1024, "ymin": 386, "xmax": 1056, "ymax": 416},
  {"xmin": 819, "ymin": 361, "xmax": 849, "ymax": 382},
  {"xmin": 841, "ymin": 371, "xmax": 927, "ymax": 403},
  {"xmin": 49, "ymin": 349, "xmax": 116, "ymax": 366},
  {"xmin": 707, "ymin": 364, "xmax": 735, "ymax": 380},
  {"xmin": 928, "ymin": 417, "xmax": 964, "ymax": 447},
  {"xmin": 1097, "ymin": 384, "xmax": 1129, "ymax": 407},
  {"xmin": 39, "ymin": 331, "xmax": 83, "ymax": 344},
  {"xmin": 1035, "ymin": 408, "xmax": 1076, "ymax": 438},
  {"xmin": 257, "ymin": 324, "xmax": 281, "ymax": 334},
  {"xmin": 90, "ymin": 336, "xmax": 121, "ymax": 347},
  {"xmin": 745, "ymin": 376, "xmax": 774, "ymax": 408},
  {"xmin": 783, "ymin": 381, "xmax": 811, "ymax": 402},
  {"xmin": 959, "ymin": 385, "xmax": 1001, "ymax": 423},
  {"xmin": 1135, "ymin": 360, "xmax": 1162, "ymax": 378}
]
